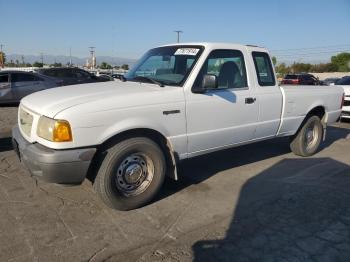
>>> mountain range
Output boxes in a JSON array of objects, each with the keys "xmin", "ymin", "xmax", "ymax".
[{"xmin": 6, "ymin": 54, "xmax": 137, "ymax": 66}]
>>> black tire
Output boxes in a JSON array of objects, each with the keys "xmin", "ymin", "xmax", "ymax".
[
  {"xmin": 290, "ymin": 115, "xmax": 323, "ymax": 157},
  {"xmin": 93, "ymin": 137, "xmax": 166, "ymax": 210}
]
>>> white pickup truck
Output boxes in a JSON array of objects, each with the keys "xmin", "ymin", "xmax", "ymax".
[{"xmin": 12, "ymin": 43, "xmax": 344, "ymax": 210}]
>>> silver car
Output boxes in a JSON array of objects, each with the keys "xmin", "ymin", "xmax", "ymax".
[{"xmin": 0, "ymin": 70, "xmax": 61, "ymax": 105}]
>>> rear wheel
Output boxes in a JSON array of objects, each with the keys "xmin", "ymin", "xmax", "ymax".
[
  {"xmin": 290, "ymin": 115, "xmax": 323, "ymax": 157},
  {"xmin": 93, "ymin": 137, "xmax": 166, "ymax": 210}
]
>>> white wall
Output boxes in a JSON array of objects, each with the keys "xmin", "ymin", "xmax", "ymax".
[
  {"xmin": 310, "ymin": 72, "xmax": 350, "ymax": 80},
  {"xmin": 0, "ymin": 67, "xmax": 39, "ymax": 72}
]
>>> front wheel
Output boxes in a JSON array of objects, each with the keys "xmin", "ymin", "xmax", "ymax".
[
  {"xmin": 93, "ymin": 137, "xmax": 166, "ymax": 210},
  {"xmin": 290, "ymin": 115, "xmax": 323, "ymax": 157}
]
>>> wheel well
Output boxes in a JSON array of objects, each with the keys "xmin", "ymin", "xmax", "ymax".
[
  {"xmin": 307, "ymin": 106, "xmax": 326, "ymax": 121},
  {"xmin": 87, "ymin": 128, "xmax": 177, "ymax": 182}
]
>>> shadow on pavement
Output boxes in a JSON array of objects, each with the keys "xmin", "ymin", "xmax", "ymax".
[
  {"xmin": 192, "ymin": 157, "xmax": 350, "ymax": 261},
  {"xmin": 159, "ymin": 125, "xmax": 350, "ymax": 201},
  {"xmin": 0, "ymin": 137, "xmax": 13, "ymax": 152}
]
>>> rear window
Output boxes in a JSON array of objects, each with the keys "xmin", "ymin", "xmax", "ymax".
[
  {"xmin": 40, "ymin": 69, "xmax": 73, "ymax": 78},
  {"xmin": 0, "ymin": 73, "xmax": 9, "ymax": 83},
  {"xmin": 11, "ymin": 73, "xmax": 37, "ymax": 82},
  {"xmin": 252, "ymin": 52, "xmax": 275, "ymax": 86},
  {"xmin": 284, "ymin": 75, "xmax": 298, "ymax": 80},
  {"xmin": 336, "ymin": 77, "xmax": 350, "ymax": 85}
]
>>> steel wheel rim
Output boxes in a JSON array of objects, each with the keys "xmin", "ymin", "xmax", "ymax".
[
  {"xmin": 305, "ymin": 121, "xmax": 319, "ymax": 150},
  {"xmin": 115, "ymin": 153, "xmax": 154, "ymax": 197}
]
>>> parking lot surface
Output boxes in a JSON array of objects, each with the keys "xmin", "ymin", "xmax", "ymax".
[{"xmin": 1, "ymin": 107, "xmax": 350, "ymax": 262}]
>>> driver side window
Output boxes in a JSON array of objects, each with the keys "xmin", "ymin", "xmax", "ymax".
[{"xmin": 193, "ymin": 49, "xmax": 248, "ymax": 90}]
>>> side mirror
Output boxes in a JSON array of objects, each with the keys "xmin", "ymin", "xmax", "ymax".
[
  {"xmin": 193, "ymin": 74, "xmax": 217, "ymax": 94},
  {"xmin": 192, "ymin": 74, "xmax": 218, "ymax": 94},
  {"xmin": 202, "ymin": 74, "xmax": 217, "ymax": 89}
]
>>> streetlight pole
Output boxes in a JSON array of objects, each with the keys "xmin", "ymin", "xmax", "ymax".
[
  {"xmin": 174, "ymin": 30, "xmax": 183, "ymax": 43},
  {"xmin": 89, "ymin": 47, "xmax": 96, "ymax": 70}
]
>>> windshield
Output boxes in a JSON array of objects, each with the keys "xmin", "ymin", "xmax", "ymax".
[{"xmin": 125, "ymin": 45, "xmax": 204, "ymax": 86}]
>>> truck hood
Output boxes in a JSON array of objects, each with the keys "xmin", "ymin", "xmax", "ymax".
[{"xmin": 21, "ymin": 80, "xmax": 182, "ymax": 118}]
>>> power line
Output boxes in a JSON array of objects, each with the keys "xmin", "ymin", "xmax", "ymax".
[
  {"xmin": 274, "ymin": 49, "xmax": 350, "ymax": 57},
  {"xmin": 271, "ymin": 44, "xmax": 350, "ymax": 53}
]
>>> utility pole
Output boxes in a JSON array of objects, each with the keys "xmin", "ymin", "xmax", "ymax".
[
  {"xmin": 69, "ymin": 47, "xmax": 72, "ymax": 66},
  {"xmin": 89, "ymin": 47, "xmax": 96, "ymax": 70},
  {"xmin": 174, "ymin": 30, "xmax": 183, "ymax": 43},
  {"xmin": 0, "ymin": 44, "xmax": 3, "ymax": 52},
  {"xmin": 21, "ymin": 55, "xmax": 25, "ymax": 66},
  {"xmin": 40, "ymin": 52, "xmax": 44, "ymax": 65}
]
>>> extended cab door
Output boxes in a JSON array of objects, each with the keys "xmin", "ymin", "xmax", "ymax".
[
  {"xmin": 186, "ymin": 49, "xmax": 259, "ymax": 156},
  {"xmin": 251, "ymin": 51, "xmax": 283, "ymax": 139}
]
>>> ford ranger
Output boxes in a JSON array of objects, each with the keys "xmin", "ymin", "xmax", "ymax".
[{"xmin": 12, "ymin": 43, "xmax": 345, "ymax": 210}]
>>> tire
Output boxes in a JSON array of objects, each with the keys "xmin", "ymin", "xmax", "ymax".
[
  {"xmin": 290, "ymin": 115, "xmax": 323, "ymax": 157},
  {"xmin": 93, "ymin": 137, "xmax": 166, "ymax": 210}
]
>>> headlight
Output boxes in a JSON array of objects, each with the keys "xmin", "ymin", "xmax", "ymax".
[{"xmin": 37, "ymin": 116, "xmax": 72, "ymax": 142}]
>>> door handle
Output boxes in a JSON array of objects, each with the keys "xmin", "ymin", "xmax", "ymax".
[{"xmin": 245, "ymin": 97, "xmax": 256, "ymax": 104}]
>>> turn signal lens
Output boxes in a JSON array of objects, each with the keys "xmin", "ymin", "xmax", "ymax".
[
  {"xmin": 37, "ymin": 116, "xmax": 72, "ymax": 142},
  {"xmin": 53, "ymin": 120, "xmax": 72, "ymax": 142}
]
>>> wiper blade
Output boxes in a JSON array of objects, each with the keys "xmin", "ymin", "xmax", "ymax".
[{"xmin": 132, "ymin": 76, "xmax": 165, "ymax": 87}]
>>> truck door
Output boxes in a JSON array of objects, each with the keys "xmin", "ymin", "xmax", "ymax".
[
  {"xmin": 251, "ymin": 51, "xmax": 283, "ymax": 139},
  {"xmin": 186, "ymin": 49, "xmax": 259, "ymax": 156}
]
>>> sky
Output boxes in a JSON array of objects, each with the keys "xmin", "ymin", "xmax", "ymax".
[{"xmin": 1, "ymin": 0, "xmax": 350, "ymax": 63}]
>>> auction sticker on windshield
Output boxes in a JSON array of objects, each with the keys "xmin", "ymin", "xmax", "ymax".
[{"xmin": 175, "ymin": 48, "xmax": 200, "ymax": 56}]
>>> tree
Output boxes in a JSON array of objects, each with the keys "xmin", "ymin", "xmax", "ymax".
[
  {"xmin": 310, "ymin": 63, "xmax": 337, "ymax": 73},
  {"xmin": 272, "ymin": 56, "xmax": 277, "ymax": 66},
  {"xmin": 51, "ymin": 62, "xmax": 62, "ymax": 67},
  {"xmin": 121, "ymin": 64, "xmax": 129, "ymax": 70},
  {"xmin": 331, "ymin": 52, "xmax": 350, "ymax": 72},
  {"xmin": 275, "ymin": 63, "xmax": 289, "ymax": 75},
  {"xmin": 100, "ymin": 62, "xmax": 112, "ymax": 69},
  {"xmin": 33, "ymin": 61, "xmax": 44, "ymax": 68},
  {"xmin": 290, "ymin": 63, "xmax": 312, "ymax": 73}
]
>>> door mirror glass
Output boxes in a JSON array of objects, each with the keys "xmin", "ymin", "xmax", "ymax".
[
  {"xmin": 193, "ymin": 74, "xmax": 218, "ymax": 93},
  {"xmin": 202, "ymin": 74, "xmax": 217, "ymax": 89}
]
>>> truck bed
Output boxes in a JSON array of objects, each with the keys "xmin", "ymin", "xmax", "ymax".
[{"xmin": 278, "ymin": 85, "xmax": 343, "ymax": 136}]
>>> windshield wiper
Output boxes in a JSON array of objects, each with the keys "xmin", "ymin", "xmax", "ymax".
[{"xmin": 132, "ymin": 76, "xmax": 165, "ymax": 87}]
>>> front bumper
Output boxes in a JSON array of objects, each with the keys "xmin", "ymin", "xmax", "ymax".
[{"xmin": 12, "ymin": 126, "xmax": 96, "ymax": 184}]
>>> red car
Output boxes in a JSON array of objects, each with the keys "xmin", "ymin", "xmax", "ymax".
[{"xmin": 282, "ymin": 74, "xmax": 320, "ymax": 85}]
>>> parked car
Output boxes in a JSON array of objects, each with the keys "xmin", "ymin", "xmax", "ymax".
[
  {"xmin": 35, "ymin": 67, "xmax": 111, "ymax": 86},
  {"xmin": 0, "ymin": 70, "xmax": 61, "ymax": 105},
  {"xmin": 12, "ymin": 43, "xmax": 344, "ymax": 210},
  {"xmin": 111, "ymin": 73, "xmax": 124, "ymax": 80},
  {"xmin": 322, "ymin": 77, "xmax": 340, "ymax": 86},
  {"xmin": 98, "ymin": 74, "xmax": 115, "ymax": 81},
  {"xmin": 335, "ymin": 76, "xmax": 350, "ymax": 119},
  {"xmin": 281, "ymin": 73, "xmax": 320, "ymax": 85}
]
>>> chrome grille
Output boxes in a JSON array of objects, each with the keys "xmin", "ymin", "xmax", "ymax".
[{"xmin": 19, "ymin": 107, "xmax": 33, "ymax": 137}]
